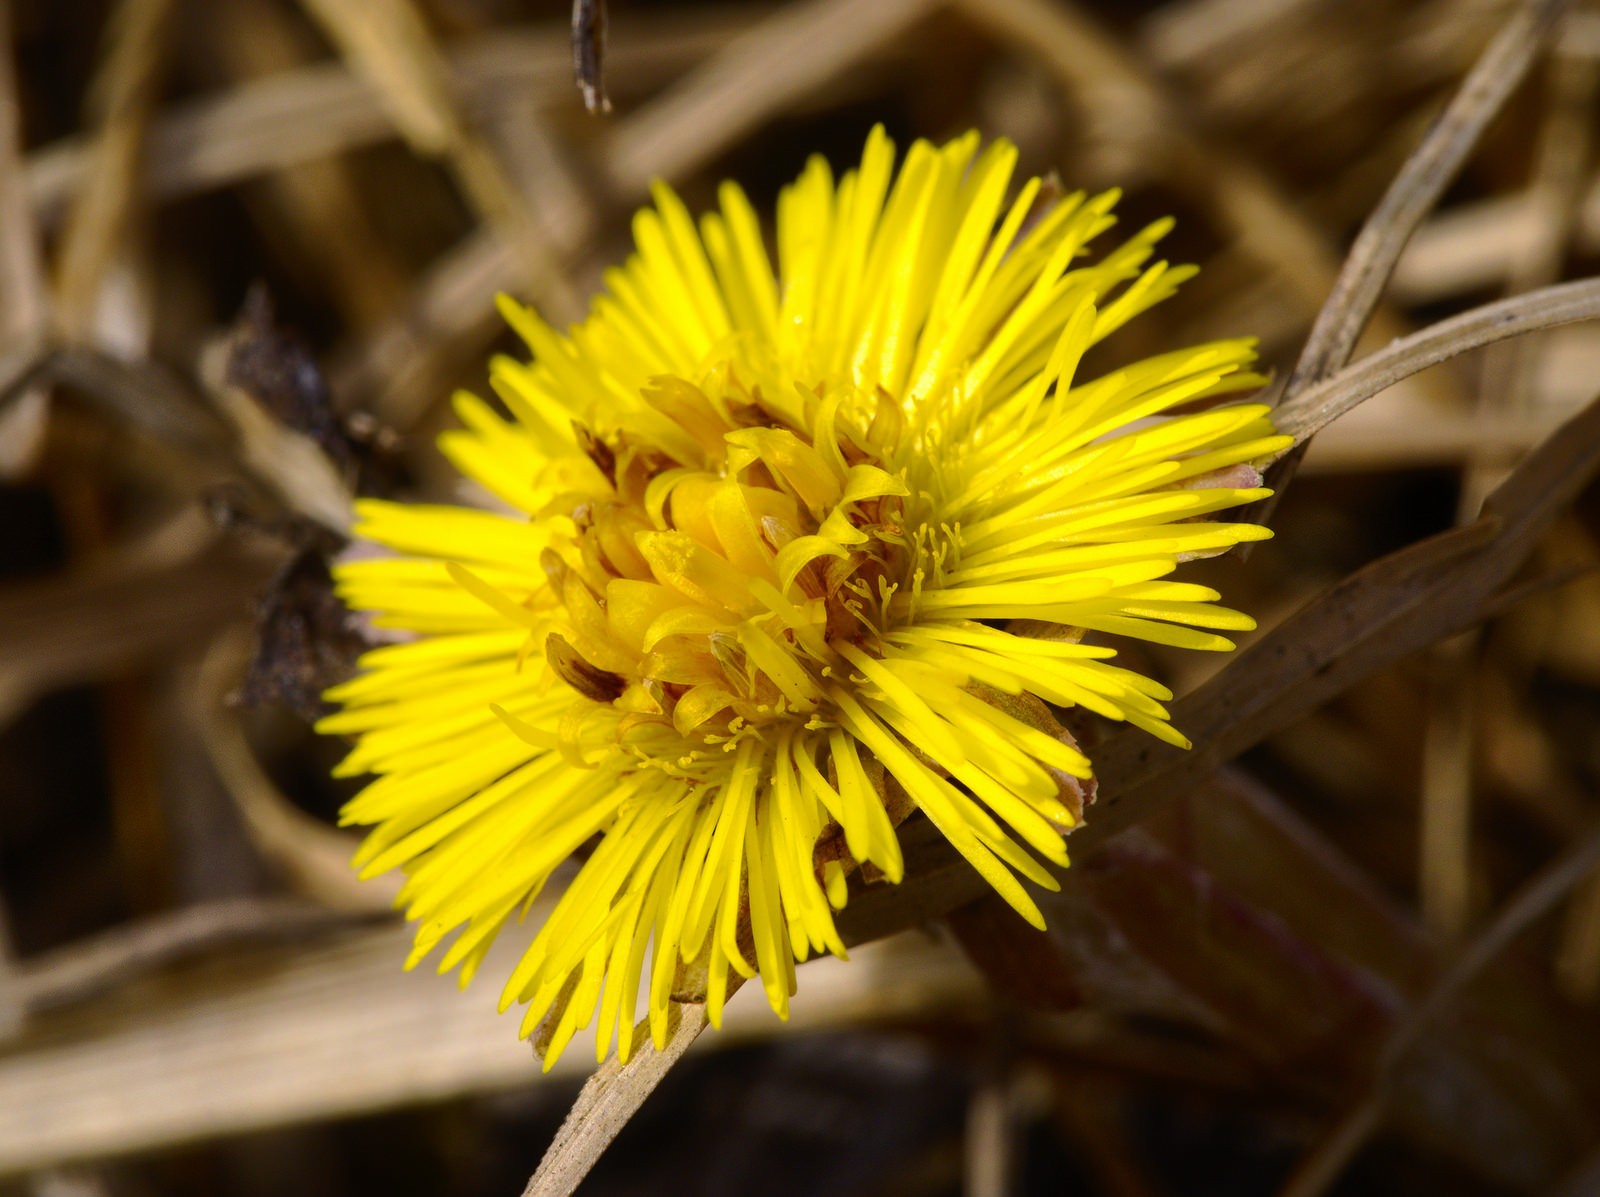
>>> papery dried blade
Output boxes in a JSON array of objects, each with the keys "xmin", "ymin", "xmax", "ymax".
[
  {"xmin": 54, "ymin": 0, "xmax": 179, "ymax": 338},
  {"xmin": 298, "ymin": 0, "xmax": 461, "ymax": 153},
  {"xmin": 1242, "ymin": 0, "xmax": 1573, "ymax": 533},
  {"xmin": 0, "ymin": 0, "xmax": 49, "ymax": 478},
  {"xmin": 1285, "ymin": 0, "xmax": 1572, "ymax": 400},
  {"xmin": 523, "ymin": 1001, "xmax": 709, "ymax": 1197},
  {"xmin": 0, "ymin": 536, "xmax": 281, "ymax": 726},
  {"xmin": 1268, "ymin": 279, "xmax": 1600, "ymax": 450}
]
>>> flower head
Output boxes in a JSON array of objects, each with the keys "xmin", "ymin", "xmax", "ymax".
[{"xmin": 320, "ymin": 128, "xmax": 1290, "ymax": 1066}]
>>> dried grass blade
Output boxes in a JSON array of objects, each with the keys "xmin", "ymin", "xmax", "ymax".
[
  {"xmin": 605, "ymin": 0, "xmax": 934, "ymax": 192},
  {"xmin": 1278, "ymin": 820, "xmax": 1600, "ymax": 1197},
  {"xmin": 521, "ymin": 1001, "xmax": 714, "ymax": 1197},
  {"xmin": 194, "ymin": 632, "xmax": 395, "ymax": 912},
  {"xmin": 1272, "ymin": 277, "xmax": 1600, "ymax": 445},
  {"xmin": 1287, "ymin": 0, "xmax": 1572, "ymax": 393},
  {"xmin": 298, "ymin": 0, "xmax": 580, "ymax": 318},
  {"xmin": 14, "ymin": 898, "xmax": 361, "ymax": 1017},
  {"xmin": 1254, "ymin": 0, "xmax": 1571, "ymax": 530},
  {"xmin": 52, "ymin": 0, "xmax": 177, "ymax": 338},
  {"xmin": 0, "ymin": 536, "xmax": 277, "ymax": 727},
  {"xmin": 0, "ymin": 0, "xmax": 51, "ymax": 476},
  {"xmin": 295, "ymin": 0, "xmax": 459, "ymax": 154},
  {"xmin": 23, "ymin": 19, "xmax": 746, "ymax": 221}
]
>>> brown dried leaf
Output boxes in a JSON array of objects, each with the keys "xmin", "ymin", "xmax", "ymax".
[
  {"xmin": 225, "ymin": 287, "xmax": 355, "ymax": 472},
  {"xmin": 236, "ymin": 548, "xmax": 365, "ymax": 721}
]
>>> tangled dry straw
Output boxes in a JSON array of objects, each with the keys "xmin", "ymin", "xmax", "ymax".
[{"xmin": 5, "ymin": 2, "xmax": 1600, "ymax": 1196}]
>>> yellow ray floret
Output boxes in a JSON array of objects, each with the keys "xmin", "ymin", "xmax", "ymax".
[{"xmin": 321, "ymin": 127, "xmax": 1291, "ymax": 1068}]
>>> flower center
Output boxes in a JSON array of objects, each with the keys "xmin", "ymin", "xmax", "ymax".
[{"xmin": 542, "ymin": 365, "xmax": 921, "ymax": 751}]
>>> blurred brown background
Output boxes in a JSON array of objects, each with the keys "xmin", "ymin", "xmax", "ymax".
[{"xmin": 5, "ymin": 0, "xmax": 1600, "ymax": 1194}]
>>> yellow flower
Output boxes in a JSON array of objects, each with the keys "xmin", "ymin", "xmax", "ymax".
[{"xmin": 319, "ymin": 128, "xmax": 1290, "ymax": 1067}]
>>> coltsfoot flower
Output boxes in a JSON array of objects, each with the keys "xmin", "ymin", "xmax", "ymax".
[{"xmin": 320, "ymin": 128, "xmax": 1290, "ymax": 1066}]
